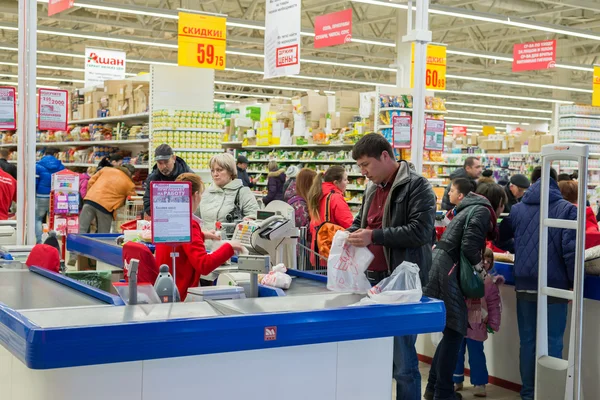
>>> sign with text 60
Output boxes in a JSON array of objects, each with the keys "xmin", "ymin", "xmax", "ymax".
[
  {"xmin": 411, "ymin": 43, "xmax": 447, "ymax": 91},
  {"xmin": 178, "ymin": 12, "xmax": 226, "ymax": 70}
]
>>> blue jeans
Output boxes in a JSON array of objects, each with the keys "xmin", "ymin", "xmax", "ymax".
[
  {"xmin": 426, "ymin": 327, "xmax": 464, "ymax": 400},
  {"xmin": 35, "ymin": 196, "xmax": 50, "ymax": 244},
  {"xmin": 516, "ymin": 297, "xmax": 568, "ymax": 400},
  {"xmin": 393, "ymin": 334, "xmax": 421, "ymax": 400},
  {"xmin": 453, "ymin": 338, "xmax": 488, "ymax": 386}
]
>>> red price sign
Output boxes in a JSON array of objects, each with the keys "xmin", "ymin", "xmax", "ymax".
[
  {"xmin": 196, "ymin": 43, "xmax": 225, "ymax": 67},
  {"xmin": 411, "ymin": 44, "xmax": 447, "ymax": 91},
  {"xmin": 38, "ymin": 88, "xmax": 68, "ymax": 131},
  {"xmin": 178, "ymin": 12, "xmax": 226, "ymax": 70}
]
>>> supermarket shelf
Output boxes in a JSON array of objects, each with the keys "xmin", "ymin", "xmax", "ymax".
[
  {"xmin": 247, "ymin": 159, "xmax": 354, "ymax": 164},
  {"xmin": 70, "ymin": 112, "xmax": 149, "ymax": 125},
  {"xmin": 172, "ymin": 148, "xmax": 223, "ymax": 153},
  {"xmin": 561, "ymin": 167, "xmax": 600, "ymax": 172},
  {"xmin": 222, "ymin": 141, "xmax": 243, "ymax": 147},
  {"xmin": 559, "ymin": 127, "xmax": 600, "ymax": 133},
  {"xmin": 559, "ymin": 114, "xmax": 600, "ymax": 120},
  {"xmin": 346, "ymin": 185, "xmax": 366, "ymax": 191},
  {"xmin": 0, "ymin": 143, "xmax": 16, "ymax": 147},
  {"xmin": 378, "ymin": 125, "xmax": 392, "ymax": 129},
  {"xmin": 557, "ymin": 139, "xmax": 600, "ymax": 144},
  {"xmin": 154, "ymin": 127, "xmax": 225, "ymax": 133},
  {"xmin": 36, "ymin": 139, "xmax": 149, "ymax": 147},
  {"xmin": 8, "ymin": 160, "xmax": 16, "ymax": 164},
  {"xmin": 244, "ymin": 143, "xmax": 355, "ymax": 149},
  {"xmin": 193, "ymin": 169, "xmax": 211, "ymax": 173},
  {"xmin": 256, "ymin": 182, "xmax": 267, "ymax": 186},
  {"xmin": 347, "ymin": 200, "xmax": 363, "ymax": 205},
  {"xmin": 348, "ymin": 172, "xmax": 364, "ymax": 177},
  {"xmin": 63, "ymin": 163, "xmax": 149, "ymax": 169},
  {"xmin": 379, "ymin": 107, "xmax": 448, "ymax": 114}
]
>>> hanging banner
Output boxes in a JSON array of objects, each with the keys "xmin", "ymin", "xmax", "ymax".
[
  {"xmin": 513, "ymin": 40, "xmax": 556, "ymax": 72},
  {"xmin": 178, "ymin": 12, "xmax": 226, "ymax": 70},
  {"xmin": 48, "ymin": 0, "xmax": 74, "ymax": 16},
  {"xmin": 150, "ymin": 182, "xmax": 192, "ymax": 245},
  {"xmin": 264, "ymin": 0, "xmax": 301, "ymax": 79},
  {"xmin": 314, "ymin": 9, "xmax": 352, "ymax": 49},
  {"xmin": 411, "ymin": 43, "xmax": 447, "ymax": 91},
  {"xmin": 392, "ymin": 115, "xmax": 412, "ymax": 149},
  {"xmin": 38, "ymin": 88, "xmax": 68, "ymax": 131},
  {"xmin": 593, "ymin": 66, "xmax": 600, "ymax": 107},
  {"xmin": 0, "ymin": 87, "xmax": 16, "ymax": 130},
  {"xmin": 452, "ymin": 126, "xmax": 467, "ymax": 136},
  {"xmin": 424, "ymin": 118, "xmax": 445, "ymax": 152},
  {"xmin": 84, "ymin": 47, "xmax": 126, "ymax": 88}
]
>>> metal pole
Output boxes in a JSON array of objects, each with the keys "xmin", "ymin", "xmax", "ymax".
[
  {"xmin": 17, "ymin": 0, "xmax": 37, "ymax": 245},
  {"xmin": 171, "ymin": 247, "xmax": 178, "ymax": 301}
]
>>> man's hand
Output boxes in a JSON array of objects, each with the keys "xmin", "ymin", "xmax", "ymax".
[{"xmin": 347, "ymin": 229, "xmax": 373, "ymax": 248}]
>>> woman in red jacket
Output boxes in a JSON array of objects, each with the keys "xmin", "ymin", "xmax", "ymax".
[
  {"xmin": 558, "ymin": 180, "xmax": 600, "ymax": 248},
  {"xmin": 307, "ymin": 166, "xmax": 354, "ymax": 265},
  {"xmin": 155, "ymin": 173, "xmax": 244, "ymax": 300}
]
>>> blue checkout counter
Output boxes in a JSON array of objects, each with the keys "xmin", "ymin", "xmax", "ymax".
[{"xmin": 1, "ymin": 235, "xmax": 445, "ymax": 400}]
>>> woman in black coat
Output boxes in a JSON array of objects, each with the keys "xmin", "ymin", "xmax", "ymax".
[{"xmin": 424, "ymin": 183, "xmax": 506, "ymax": 400}]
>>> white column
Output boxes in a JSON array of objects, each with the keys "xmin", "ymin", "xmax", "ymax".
[{"xmin": 17, "ymin": 0, "xmax": 37, "ymax": 245}]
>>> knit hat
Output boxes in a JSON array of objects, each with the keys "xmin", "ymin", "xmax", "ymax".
[
  {"xmin": 285, "ymin": 165, "xmax": 300, "ymax": 178},
  {"xmin": 26, "ymin": 244, "xmax": 60, "ymax": 273},
  {"xmin": 482, "ymin": 169, "xmax": 494, "ymax": 178},
  {"xmin": 510, "ymin": 174, "xmax": 531, "ymax": 189}
]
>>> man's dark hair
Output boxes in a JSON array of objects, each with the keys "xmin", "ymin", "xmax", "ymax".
[
  {"xmin": 464, "ymin": 156, "xmax": 479, "ymax": 169},
  {"xmin": 452, "ymin": 178, "xmax": 474, "ymax": 197},
  {"xmin": 557, "ymin": 173, "xmax": 572, "ymax": 182},
  {"xmin": 0, "ymin": 149, "xmax": 8, "ymax": 159},
  {"xmin": 476, "ymin": 182, "xmax": 508, "ymax": 212},
  {"xmin": 45, "ymin": 147, "xmax": 59, "ymax": 156},
  {"xmin": 531, "ymin": 166, "xmax": 558, "ymax": 184},
  {"xmin": 352, "ymin": 133, "xmax": 394, "ymax": 160}
]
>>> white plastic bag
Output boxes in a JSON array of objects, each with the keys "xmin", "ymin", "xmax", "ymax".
[
  {"xmin": 261, "ymin": 264, "xmax": 292, "ymax": 289},
  {"xmin": 366, "ymin": 261, "xmax": 423, "ymax": 304},
  {"xmin": 327, "ymin": 230, "xmax": 373, "ymax": 294}
]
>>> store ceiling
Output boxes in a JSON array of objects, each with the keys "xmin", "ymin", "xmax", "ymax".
[{"xmin": 0, "ymin": 0, "xmax": 598, "ymax": 123}]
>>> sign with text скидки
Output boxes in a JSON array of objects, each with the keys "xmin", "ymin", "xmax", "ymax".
[
  {"xmin": 264, "ymin": 0, "xmax": 301, "ymax": 79},
  {"xmin": 314, "ymin": 9, "xmax": 352, "ymax": 49},
  {"xmin": 424, "ymin": 119, "xmax": 446, "ymax": 152},
  {"xmin": 150, "ymin": 182, "xmax": 193, "ymax": 245},
  {"xmin": 392, "ymin": 115, "xmax": 412, "ymax": 149},
  {"xmin": 178, "ymin": 12, "xmax": 226, "ymax": 70},
  {"xmin": 0, "ymin": 87, "xmax": 16, "ymax": 130},
  {"xmin": 85, "ymin": 47, "xmax": 126, "ymax": 88},
  {"xmin": 411, "ymin": 43, "xmax": 447, "ymax": 91},
  {"xmin": 512, "ymin": 40, "xmax": 556, "ymax": 72},
  {"xmin": 38, "ymin": 89, "xmax": 68, "ymax": 131}
]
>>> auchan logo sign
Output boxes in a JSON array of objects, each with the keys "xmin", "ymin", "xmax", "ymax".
[
  {"xmin": 87, "ymin": 52, "xmax": 125, "ymax": 66},
  {"xmin": 84, "ymin": 47, "xmax": 126, "ymax": 87}
]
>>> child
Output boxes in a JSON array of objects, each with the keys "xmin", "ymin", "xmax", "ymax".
[
  {"xmin": 453, "ymin": 248, "xmax": 504, "ymax": 397},
  {"xmin": 263, "ymin": 160, "xmax": 286, "ymax": 206}
]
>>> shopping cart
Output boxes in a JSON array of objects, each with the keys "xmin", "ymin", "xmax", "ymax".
[{"xmin": 115, "ymin": 196, "xmax": 145, "ymax": 233}]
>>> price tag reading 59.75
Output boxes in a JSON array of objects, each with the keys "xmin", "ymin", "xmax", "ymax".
[{"xmin": 197, "ymin": 44, "xmax": 225, "ymax": 67}]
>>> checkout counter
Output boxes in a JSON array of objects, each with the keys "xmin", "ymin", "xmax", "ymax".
[{"xmin": 1, "ymin": 204, "xmax": 446, "ymax": 400}]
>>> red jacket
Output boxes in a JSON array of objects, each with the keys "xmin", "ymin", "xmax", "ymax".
[
  {"xmin": 585, "ymin": 206, "xmax": 600, "ymax": 249},
  {"xmin": 0, "ymin": 169, "xmax": 16, "ymax": 220},
  {"xmin": 155, "ymin": 219, "xmax": 233, "ymax": 300}
]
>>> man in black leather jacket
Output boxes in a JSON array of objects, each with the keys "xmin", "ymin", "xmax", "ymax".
[{"xmin": 347, "ymin": 133, "xmax": 436, "ymax": 400}]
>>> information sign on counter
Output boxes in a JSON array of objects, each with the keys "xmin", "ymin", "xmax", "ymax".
[
  {"xmin": 424, "ymin": 119, "xmax": 445, "ymax": 152},
  {"xmin": 411, "ymin": 43, "xmax": 447, "ymax": 91},
  {"xmin": 593, "ymin": 66, "xmax": 600, "ymax": 107},
  {"xmin": 392, "ymin": 115, "xmax": 412, "ymax": 149},
  {"xmin": 513, "ymin": 40, "xmax": 556, "ymax": 72},
  {"xmin": 264, "ymin": 0, "xmax": 301, "ymax": 79},
  {"xmin": 314, "ymin": 9, "xmax": 352, "ymax": 49},
  {"xmin": 38, "ymin": 88, "xmax": 68, "ymax": 131},
  {"xmin": 178, "ymin": 12, "xmax": 226, "ymax": 70},
  {"xmin": 150, "ymin": 182, "xmax": 192, "ymax": 245},
  {"xmin": 0, "ymin": 87, "xmax": 16, "ymax": 130}
]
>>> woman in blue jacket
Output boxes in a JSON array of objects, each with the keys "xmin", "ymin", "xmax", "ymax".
[{"xmin": 35, "ymin": 148, "xmax": 65, "ymax": 243}]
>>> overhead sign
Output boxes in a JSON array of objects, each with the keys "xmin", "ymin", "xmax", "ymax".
[
  {"xmin": 411, "ymin": 43, "xmax": 447, "ymax": 91},
  {"xmin": 0, "ymin": 87, "xmax": 16, "ymax": 130},
  {"xmin": 424, "ymin": 119, "xmax": 446, "ymax": 152},
  {"xmin": 392, "ymin": 115, "xmax": 412, "ymax": 149},
  {"xmin": 513, "ymin": 40, "xmax": 556, "ymax": 72},
  {"xmin": 452, "ymin": 126, "xmax": 467, "ymax": 136},
  {"xmin": 178, "ymin": 12, "xmax": 226, "ymax": 70},
  {"xmin": 85, "ymin": 47, "xmax": 126, "ymax": 88},
  {"xmin": 314, "ymin": 9, "xmax": 352, "ymax": 49},
  {"xmin": 38, "ymin": 88, "xmax": 68, "ymax": 131},
  {"xmin": 482, "ymin": 125, "xmax": 496, "ymax": 136},
  {"xmin": 48, "ymin": 0, "xmax": 74, "ymax": 16},
  {"xmin": 593, "ymin": 66, "xmax": 600, "ymax": 107},
  {"xmin": 264, "ymin": 0, "xmax": 301, "ymax": 79},
  {"xmin": 150, "ymin": 182, "xmax": 193, "ymax": 245}
]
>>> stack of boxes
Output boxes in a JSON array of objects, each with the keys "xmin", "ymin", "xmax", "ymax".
[{"xmin": 471, "ymin": 131, "xmax": 554, "ymax": 153}]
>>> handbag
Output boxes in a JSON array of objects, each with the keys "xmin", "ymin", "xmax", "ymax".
[
  {"xmin": 313, "ymin": 192, "xmax": 346, "ymax": 261},
  {"xmin": 459, "ymin": 206, "xmax": 485, "ymax": 299}
]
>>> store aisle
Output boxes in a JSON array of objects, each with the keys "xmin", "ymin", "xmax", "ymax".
[{"xmin": 392, "ymin": 362, "xmax": 520, "ymax": 400}]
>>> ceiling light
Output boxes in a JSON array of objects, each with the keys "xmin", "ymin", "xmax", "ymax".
[
  {"xmin": 215, "ymin": 91, "xmax": 291, "ymax": 100},
  {"xmin": 215, "ymin": 99, "xmax": 240, "ymax": 104},
  {"xmin": 446, "ymin": 74, "xmax": 592, "ymax": 93},
  {"xmin": 289, "ymin": 74, "xmax": 396, "ymax": 87},
  {"xmin": 215, "ymin": 80, "xmax": 310, "ymax": 92},
  {"xmin": 446, "ymin": 123, "xmax": 506, "ymax": 130},
  {"xmin": 444, "ymin": 101, "xmax": 552, "ymax": 114},
  {"xmin": 446, "ymin": 116, "xmax": 527, "ymax": 125},
  {"xmin": 446, "ymin": 50, "xmax": 513, "ymax": 62},
  {"xmin": 447, "ymin": 109, "xmax": 551, "ymax": 121},
  {"xmin": 444, "ymin": 89, "xmax": 573, "ymax": 104},
  {"xmin": 224, "ymin": 67, "xmax": 264, "ymax": 75}
]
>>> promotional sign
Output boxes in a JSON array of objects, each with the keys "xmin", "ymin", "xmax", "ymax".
[
  {"xmin": 0, "ymin": 87, "xmax": 16, "ymax": 130},
  {"xmin": 85, "ymin": 47, "xmax": 126, "ymax": 88},
  {"xmin": 482, "ymin": 125, "xmax": 496, "ymax": 136},
  {"xmin": 150, "ymin": 182, "xmax": 193, "ymax": 245},
  {"xmin": 178, "ymin": 12, "xmax": 226, "ymax": 70},
  {"xmin": 314, "ymin": 9, "xmax": 352, "ymax": 49},
  {"xmin": 264, "ymin": 0, "xmax": 301, "ymax": 79},
  {"xmin": 392, "ymin": 115, "xmax": 412, "ymax": 149},
  {"xmin": 424, "ymin": 119, "xmax": 446, "ymax": 152},
  {"xmin": 452, "ymin": 126, "xmax": 467, "ymax": 136},
  {"xmin": 513, "ymin": 40, "xmax": 556, "ymax": 72},
  {"xmin": 48, "ymin": 0, "xmax": 74, "ymax": 16},
  {"xmin": 593, "ymin": 66, "xmax": 600, "ymax": 107},
  {"xmin": 38, "ymin": 89, "xmax": 68, "ymax": 131},
  {"xmin": 411, "ymin": 43, "xmax": 447, "ymax": 91}
]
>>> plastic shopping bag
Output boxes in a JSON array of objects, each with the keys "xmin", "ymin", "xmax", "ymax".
[
  {"xmin": 366, "ymin": 261, "xmax": 423, "ymax": 304},
  {"xmin": 327, "ymin": 230, "xmax": 373, "ymax": 293},
  {"xmin": 261, "ymin": 264, "xmax": 292, "ymax": 289}
]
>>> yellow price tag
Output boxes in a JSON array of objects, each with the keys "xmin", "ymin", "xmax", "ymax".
[
  {"xmin": 178, "ymin": 12, "xmax": 226, "ymax": 70},
  {"xmin": 411, "ymin": 43, "xmax": 447, "ymax": 91},
  {"xmin": 593, "ymin": 66, "xmax": 600, "ymax": 107}
]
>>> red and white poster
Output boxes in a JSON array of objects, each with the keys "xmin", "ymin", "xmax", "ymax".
[
  {"xmin": 150, "ymin": 182, "xmax": 192, "ymax": 245},
  {"xmin": 392, "ymin": 115, "xmax": 412, "ymax": 149},
  {"xmin": 314, "ymin": 9, "xmax": 352, "ymax": 49},
  {"xmin": 512, "ymin": 40, "xmax": 556, "ymax": 72},
  {"xmin": 424, "ymin": 119, "xmax": 446, "ymax": 152},
  {"xmin": 452, "ymin": 126, "xmax": 467, "ymax": 136},
  {"xmin": 0, "ymin": 87, "xmax": 16, "ymax": 130},
  {"xmin": 264, "ymin": 0, "xmax": 301, "ymax": 79},
  {"xmin": 38, "ymin": 88, "xmax": 68, "ymax": 131},
  {"xmin": 48, "ymin": 0, "xmax": 75, "ymax": 17}
]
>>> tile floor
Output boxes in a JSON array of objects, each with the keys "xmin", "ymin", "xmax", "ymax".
[{"xmin": 392, "ymin": 362, "xmax": 521, "ymax": 400}]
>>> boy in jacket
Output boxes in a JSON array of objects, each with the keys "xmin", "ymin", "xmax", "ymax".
[{"xmin": 35, "ymin": 148, "xmax": 64, "ymax": 243}]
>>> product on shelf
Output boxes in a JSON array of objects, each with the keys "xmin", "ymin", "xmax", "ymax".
[
  {"xmin": 152, "ymin": 109, "xmax": 225, "ymax": 130},
  {"xmin": 152, "ymin": 130, "xmax": 221, "ymax": 149},
  {"xmin": 559, "ymin": 104, "xmax": 600, "ymax": 116}
]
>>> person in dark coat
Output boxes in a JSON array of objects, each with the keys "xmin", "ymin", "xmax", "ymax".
[
  {"xmin": 503, "ymin": 174, "xmax": 530, "ymax": 214},
  {"xmin": 424, "ymin": 184, "xmax": 506, "ymax": 400},
  {"xmin": 236, "ymin": 155, "xmax": 255, "ymax": 188},
  {"xmin": 346, "ymin": 133, "xmax": 437, "ymax": 400},
  {"xmin": 441, "ymin": 157, "xmax": 482, "ymax": 210},
  {"xmin": 263, "ymin": 161, "xmax": 286, "ymax": 206},
  {"xmin": 35, "ymin": 148, "xmax": 65, "ymax": 243},
  {"xmin": 0, "ymin": 149, "xmax": 16, "ymax": 180}
]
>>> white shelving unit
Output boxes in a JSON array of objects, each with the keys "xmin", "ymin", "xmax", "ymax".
[
  {"xmin": 36, "ymin": 139, "xmax": 150, "ymax": 147},
  {"xmin": 70, "ymin": 112, "xmax": 149, "ymax": 125},
  {"xmin": 247, "ymin": 159, "xmax": 354, "ymax": 164},
  {"xmin": 172, "ymin": 148, "xmax": 222, "ymax": 153},
  {"xmin": 244, "ymin": 144, "xmax": 354, "ymax": 150}
]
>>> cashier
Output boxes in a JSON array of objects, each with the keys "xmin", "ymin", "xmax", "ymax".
[
  {"xmin": 155, "ymin": 173, "xmax": 244, "ymax": 300},
  {"xmin": 0, "ymin": 168, "xmax": 16, "ymax": 220}
]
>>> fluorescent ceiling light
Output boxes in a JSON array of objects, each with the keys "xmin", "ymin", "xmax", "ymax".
[
  {"xmin": 446, "ymin": 74, "xmax": 592, "ymax": 94},
  {"xmin": 444, "ymin": 89, "xmax": 573, "ymax": 104},
  {"xmin": 215, "ymin": 80, "xmax": 310, "ymax": 92},
  {"xmin": 215, "ymin": 91, "xmax": 291, "ymax": 100},
  {"xmin": 447, "ymin": 109, "xmax": 551, "ymax": 121},
  {"xmin": 224, "ymin": 67, "xmax": 263, "ymax": 75},
  {"xmin": 215, "ymin": 99, "xmax": 240, "ymax": 104},
  {"xmin": 446, "ymin": 123, "xmax": 506, "ymax": 130},
  {"xmin": 444, "ymin": 101, "xmax": 552, "ymax": 114},
  {"xmin": 0, "ymin": 81, "xmax": 61, "ymax": 89},
  {"xmin": 446, "ymin": 116, "xmax": 527, "ymax": 125},
  {"xmin": 0, "ymin": 59, "xmax": 137, "ymax": 75},
  {"xmin": 289, "ymin": 74, "xmax": 395, "ymax": 87},
  {"xmin": 446, "ymin": 50, "xmax": 513, "ymax": 63}
]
